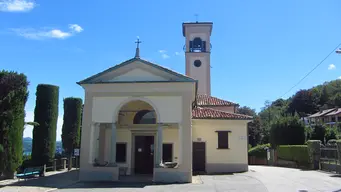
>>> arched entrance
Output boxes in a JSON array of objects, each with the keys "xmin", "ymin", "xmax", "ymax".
[{"xmin": 117, "ymin": 100, "xmax": 158, "ymax": 175}]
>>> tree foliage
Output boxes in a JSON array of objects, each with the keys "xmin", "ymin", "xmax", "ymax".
[
  {"xmin": 31, "ymin": 84, "xmax": 59, "ymax": 166},
  {"xmin": 62, "ymin": 97, "xmax": 83, "ymax": 155},
  {"xmin": 0, "ymin": 70, "xmax": 29, "ymax": 176},
  {"xmin": 287, "ymin": 89, "xmax": 319, "ymax": 117},
  {"xmin": 237, "ymin": 106, "xmax": 262, "ymax": 146}
]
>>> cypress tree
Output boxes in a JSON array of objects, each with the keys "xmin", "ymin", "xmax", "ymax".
[
  {"xmin": 0, "ymin": 70, "xmax": 29, "ymax": 178},
  {"xmin": 31, "ymin": 84, "xmax": 59, "ymax": 166},
  {"xmin": 62, "ymin": 98, "xmax": 82, "ymax": 155}
]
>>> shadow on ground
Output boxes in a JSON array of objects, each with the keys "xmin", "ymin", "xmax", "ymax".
[
  {"xmin": 1, "ymin": 170, "xmax": 79, "ymax": 189},
  {"xmin": 61, "ymin": 181, "xmax": 187, "ymax": 189}
]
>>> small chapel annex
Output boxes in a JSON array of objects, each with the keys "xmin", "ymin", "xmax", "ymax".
[{"xmin": 77, "ymin": 21, "xmax": 252, "ymax": 183}]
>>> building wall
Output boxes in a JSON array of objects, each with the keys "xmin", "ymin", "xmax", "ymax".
[{"xmin": 192, "ymin": 119, "xmax": 249, "ymax": 173}]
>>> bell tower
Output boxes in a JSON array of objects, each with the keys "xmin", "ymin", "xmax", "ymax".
[{"xmin": 182, "ymin": 22, "xmax": 213, "ymax": 95}]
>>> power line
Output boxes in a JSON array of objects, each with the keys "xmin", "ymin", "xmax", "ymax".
[{"xmin": 280, "ymin": 42, "xmax": 341, "ymax": 98}]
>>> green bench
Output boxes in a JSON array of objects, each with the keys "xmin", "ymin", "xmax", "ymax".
[{"xmin": 16, "ymin": 166, "xmax": 44, "ymax": 180}]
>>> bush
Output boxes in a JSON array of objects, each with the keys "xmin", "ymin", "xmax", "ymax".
[
  {"xmin": 277, "ymin": 145, "xmax": 309, "ymax": 164},
  {"xmin": 248, "ymin": 143, "xmax": 270, "ymax": 158},
  {"xmin": 270, "ymin": 115, "xmax": 306, "ymax": 147}
]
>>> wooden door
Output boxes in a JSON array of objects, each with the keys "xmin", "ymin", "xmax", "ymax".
[
  {"xmin": 134, "ymin": 136, "xmax": 154, "ymax": 174},
  {"xmin": 192, "ymin": 142, "xmax": 206, "ymax": 174}
]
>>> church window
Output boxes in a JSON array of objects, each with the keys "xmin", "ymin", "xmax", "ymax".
[
  {"xmin": 116, "ymin": 143, "xmax": 127, "ymax": 163},
  {"xmin": 216, "ymin": 131, "xmax": 231, "ymax": 149},
  {"xmin": 133, "ymin": 110, "xmax": 156, "ymax": 124},
  {"xmin": 194, "ymin": 60, "xmax": 202, "ymax": 67},
  {"xmin": 189, "ymin": 37, "xmax": 206, "ymax": 52}
]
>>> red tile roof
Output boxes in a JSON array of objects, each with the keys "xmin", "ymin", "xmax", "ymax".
[
  {"xmin": 197, "ymin": 94, "xmax": 237, "ymax": 106},
  {"xmin": 192, "ymin": 107, "xmax": 252, "ymax": 120}
]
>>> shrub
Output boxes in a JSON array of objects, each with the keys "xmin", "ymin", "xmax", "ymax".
[
  {"xmin": 277, "ymin": 145, "xmax": 309, "ymax": 165},
  {"xmin": 270, "ymin": 115, "xmax": 306, "ymax": 147},
  {"xmin": 248, "ymin": 143, "xmax": 270, "ymax": 158},
  {"xmin": 31, "ymin": 84, "xmax": 59, "ymax": 166}
]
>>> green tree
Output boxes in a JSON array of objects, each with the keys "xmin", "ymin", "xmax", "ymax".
[
  {"xmin": 237, "ymin": 106, "xmax": 261, "ymax": 146},
  {"xmin": 0, "ymin": 70, "xmax": 29, "ymax": 178},
  {"xmin": 332, "ymin": 93, "xmax": 341, "ymax": 107},
  {"xmin": 325, "ymin": 127, "xmax": 338, "ymax": 142},
  {"xmin": 62, "ymin": 97, "xmax": 82, "ymax": 170},
  {"xmin": 270, "ymin": 115, "xmax": 306, "ymax": 147},
  {"xmin": 287, "ymin": 89, "xmax": 319, "ymax": 117},
  {"xmin": 31, "ymin": 84, "xmax": 59, "ymax": 166}
]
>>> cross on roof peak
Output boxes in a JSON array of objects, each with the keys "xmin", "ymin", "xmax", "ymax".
[{"xmin": 135, "ymin": 37, "xmax": 142, "ymax": 58}]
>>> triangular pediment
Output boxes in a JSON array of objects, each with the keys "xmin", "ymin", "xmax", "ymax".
[{"xmin": 77, "ymin": 58, "xmax": 195, "ymax": 84}]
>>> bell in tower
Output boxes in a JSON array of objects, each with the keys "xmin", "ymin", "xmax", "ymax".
[{"xmin": 182, "ymin": 22, "xmax": 213, "ymax": 95}]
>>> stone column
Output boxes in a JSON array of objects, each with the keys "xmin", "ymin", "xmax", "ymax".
[
  {"xmin": 178, "ymin": 124, "xmax": 183, "ymax": 166},
  {"xmin": 88, "ymin": 123, "xmax": 96, "ymax": 163},
  {"xmin": 307, "ymin": 140, "xmax": 321, "ymax": 170},
  {"xmin": 156, "ymin": 124, "xmax": 163, "ymax": 166},
  {"xmin": 110, "ymin": 122, "xmax": 117, "ymax": 166}
]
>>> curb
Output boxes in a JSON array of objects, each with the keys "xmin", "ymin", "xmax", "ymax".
[{"xmin": 45, "ymin": 180, "xmax": 80, "ymax": 192}]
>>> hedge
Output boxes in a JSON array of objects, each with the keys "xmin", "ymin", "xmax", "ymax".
[
  {"xmin": 0, "ymin": 70, "xmax": 29, "ymax": 178},
  {"xmin": 248, "ymin": 143, "xmax": 270, "ymax": 158},
  {"xmin": 31, "ymin": 84, "xmax": 59, "ymax": 166},
  {"xmin": 277, "ymin": 145, "xmax": 309, "ymax": 164}
]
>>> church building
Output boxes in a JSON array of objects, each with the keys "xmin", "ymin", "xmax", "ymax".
[{"xmin": 77, "ymin": 21, "xmax": 252, "ymax": 183}]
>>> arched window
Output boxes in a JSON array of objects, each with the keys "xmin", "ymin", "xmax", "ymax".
[
  {"xmin": 189, "ymin": 37, "xmax": 206, "ymax": 52},
  {"xmin": 133, "ymin": 110, "xmax": 156, "ymax": 124}
]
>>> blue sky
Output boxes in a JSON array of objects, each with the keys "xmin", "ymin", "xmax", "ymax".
[{"xmin": 1, "ymin": 0, "xmax": 341, "ymax": 140}]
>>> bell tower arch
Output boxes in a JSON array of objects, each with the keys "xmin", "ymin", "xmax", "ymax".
[{"xmin": 182, "ymin": 22, "xmax": 213, "ymax": 95}]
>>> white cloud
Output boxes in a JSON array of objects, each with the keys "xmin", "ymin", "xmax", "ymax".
[
  {"xmin": 338, "ymin": 76, "xmax": 341, "ymax": 80},
  {"xmin": 69, "ymin": 24, "xmax": 83, "ymax": 33},
  {"xmin": 158, "ymin": 50, "xmax": 170, "ymax": 59},
  {"xmin": 24, "ymin": 111, "xmax": 63, "ymax": 141},
  {"xmin": 328, "ymin": 64, "xmax": 336, "ymax": 70},
  {"xmin": 0, "ymin": 0, "xmax": 36, "ymax": 12},
  {"xmin": 175, "ymin": 52, "xmax": 180, "ymax": 55},
  {"xmin": 11, "ymin": 24, "xmax": 83, "ymax": 40}
]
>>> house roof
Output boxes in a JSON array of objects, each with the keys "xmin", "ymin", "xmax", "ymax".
[
  {"xmin": 196, "ymin": 94, "xmax": 238, "ymax": 107},
  {"xmin": 308, "ymin": 108, "xmax": 336, "ymax": 118},
  {"xmin": 325, "ymin": 108, "xmax": 341, "ymax": 116},
  {"xmin": 192, "ymin": 107, "xmax": 252, "ymax": 120},
  {"xmin": 77, "ymin": 57, "xmax": 196, "ymax": 84}
]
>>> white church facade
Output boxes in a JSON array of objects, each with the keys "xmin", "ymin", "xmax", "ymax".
[{"xmin": 77, "ymin": 22, "xmax": 252, "ymax": 183}]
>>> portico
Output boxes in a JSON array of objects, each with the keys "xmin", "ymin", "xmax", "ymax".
[{"xmin": 77, "ymin": 58, "xmax": 197, "ymax": 183}]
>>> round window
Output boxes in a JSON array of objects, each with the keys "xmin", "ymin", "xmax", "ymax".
[{"xmin": 194, "ymin": 60, "xmax": 202, "ymax": 67}]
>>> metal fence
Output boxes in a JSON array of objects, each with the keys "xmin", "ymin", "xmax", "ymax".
[{"xmin": 320, "ymin": 146, "xmax": 340, "ymax": 173}]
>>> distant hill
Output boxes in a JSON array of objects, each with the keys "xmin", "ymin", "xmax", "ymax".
[{"xmin": 23, "ymin": 137, "xmax": 63, "ymax": 155}]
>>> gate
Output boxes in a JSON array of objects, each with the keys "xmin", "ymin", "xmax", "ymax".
[{"xmin": 320, "ymin": 145, "xmax": 340, "ymax": 173}]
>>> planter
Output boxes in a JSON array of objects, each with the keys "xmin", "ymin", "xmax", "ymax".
[{"xmin": 163, "ymin": 162, "xmax": 178, "ymax": 168}]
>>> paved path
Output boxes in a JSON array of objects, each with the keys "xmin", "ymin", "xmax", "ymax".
[
  {"xmin": 0, "ymin": 170, "xmax": 79, "ymax": 192},
  {"xmin": 52, "ymin": 166, "xmax": 341, "ymax": 192},
  {"xmin": 2, "ymin": 166, "xmax": 341, "ymax": 192}
]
